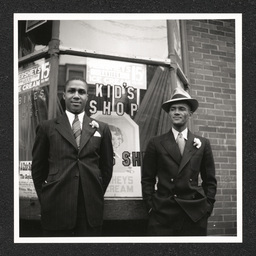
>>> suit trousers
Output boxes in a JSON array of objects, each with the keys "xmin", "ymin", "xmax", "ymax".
[
  {"xmin": 148, "ymin": 211, "xmax": 208, "ymax": 236},
  {"xmin": 43, "ymin": 179, "xmax": 102, "ymax": 237}
]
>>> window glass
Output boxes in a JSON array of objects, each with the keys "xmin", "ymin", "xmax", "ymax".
[
  {"xmin": 19, "ymin": 58, "xmax": 63, "ymax": 199},
  {"xmin": 59, "ymin": 20, "xmax": 168, "ymax": 60},
  {"xmin": 59, "ymin": 55, "xmax": 172, "ymax": 198}
]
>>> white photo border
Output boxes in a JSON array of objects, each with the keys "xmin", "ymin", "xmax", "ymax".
[{"xmin": 14, "ymin": 13, "xmax": 242, "ymax": 243}]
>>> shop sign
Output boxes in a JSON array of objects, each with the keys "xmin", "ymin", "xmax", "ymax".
[
  {"xmin": 87, "ymin": 58, "xmax": 146, "ymax": 90},
  {"xmin": 19, "ymin": 61, "xmax": 50, "ymax": 93},
  {"xmin": 87, "ymin": 58, "xmax": 147, "ymax": 198}
]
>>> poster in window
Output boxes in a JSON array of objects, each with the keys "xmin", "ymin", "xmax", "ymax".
[
  {"xmin": 87, "ymin": 58, "xmax": 146, "ymax": 197},
  {"xmin": 92, "ymin": 112, "xmax": 141, "ymax": 197},
  {"xmin": 19, "ymin": 60, "xmax": 50, "ymax": 198}
]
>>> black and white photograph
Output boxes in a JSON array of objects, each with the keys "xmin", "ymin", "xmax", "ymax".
[{"xmin": 14, "ymin": 13, "xmax": 242, "ymax": 243}]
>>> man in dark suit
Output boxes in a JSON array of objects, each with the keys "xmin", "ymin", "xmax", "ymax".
[
  {"xmin": 32, "ymin": 77, "xmax": 113, "ymax": 236},
  {"xmin": 141, "ymin": 87, "xmax": 217, "ymax": 236}
]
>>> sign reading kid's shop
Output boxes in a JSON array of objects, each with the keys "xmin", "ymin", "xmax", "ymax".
[{"xmin": 87, "ymin": 58, "xmax": 147, "ymax": 197}]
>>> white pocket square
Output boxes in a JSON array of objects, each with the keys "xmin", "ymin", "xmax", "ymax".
[{"xmin": 94, "ymin": 131, "xmax": 101, "ymax": 137}]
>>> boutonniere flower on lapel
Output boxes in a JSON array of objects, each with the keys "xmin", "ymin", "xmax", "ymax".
[
  {"xmin": 193, "ymin": 138, "xmax": 202, "ymax": 149},
  {"xmin": 89, "ymin": 120, "xmax": 99, "ymax": 129}
]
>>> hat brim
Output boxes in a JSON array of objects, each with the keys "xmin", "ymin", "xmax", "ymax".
[{"xmin": 162, "ymin": 98, "xmax": 199, "ymax": 113}]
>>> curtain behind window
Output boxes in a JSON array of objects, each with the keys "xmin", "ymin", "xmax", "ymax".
[
  {"xmin": 19, "ymin": 86, "xmax": 63, "ymax": 161},
  {"xmin": 134, "ymin": 66, "xmax": 172, "ymax": 151}
]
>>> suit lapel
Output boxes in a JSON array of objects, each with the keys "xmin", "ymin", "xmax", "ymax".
[
  {"xmin": 55, "ymin": 114, "xmax": 78, "ymax": 149},
  {"xmin": 178, "ymin": 131, "xmax": 198, "ymax": 173},
  {"xmin": 160, "ymin": 131, "xmax": 182, "ymax": 165},
  {"xmin": 79, "ymin": 115, "xmax": 96, "ymax": 151}
]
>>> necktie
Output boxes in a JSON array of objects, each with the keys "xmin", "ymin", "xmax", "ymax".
[
  {"xmin": 176, "ymin": 132, "xmax": 185, "ymax": 156},
  {"xmin": 72, "ymin": 115, "xmax": 81, "ymax": 148}
]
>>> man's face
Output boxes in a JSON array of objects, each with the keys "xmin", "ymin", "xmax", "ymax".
[
  {"xmin": 63, "ymin": 80, "xmax": 88, "ymax": 114},
  {"xmin": 168, "ymin": 102, "xmax": 192, "ymax": 130}
]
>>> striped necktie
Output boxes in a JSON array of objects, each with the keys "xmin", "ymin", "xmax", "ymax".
[
  {"xmin": 176, "ymin": 132, "xmax": 185, "ymax": 156},
  {"xmin": 72, "ymin": 115, "xmax": 81, "ymax": 148}
]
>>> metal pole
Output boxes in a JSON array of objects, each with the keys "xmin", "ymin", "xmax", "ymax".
[{"xmin": 48, "ymin": 20, "xmax": 60, "ymax": 119}]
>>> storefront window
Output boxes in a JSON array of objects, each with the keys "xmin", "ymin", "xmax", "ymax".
[
  {"xmin": 59, "ymin": 20, "xmax": 168, "ymax": 60},
  {"xmin": 58, "ymin": 55, "xmax": 172, "ymax": 198},
  {"xmin": 19, "ymin": 58, "xmax": 63, "ymax": 199}
]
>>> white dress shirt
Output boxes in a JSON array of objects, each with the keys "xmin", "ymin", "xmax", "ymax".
[
  {"xmin": 66, "ymin": 110, "xmax": 85, "ymax": 129},
  {"xmin": 172, "ymin": 127, "xmax": 188, "ymax": 141}
]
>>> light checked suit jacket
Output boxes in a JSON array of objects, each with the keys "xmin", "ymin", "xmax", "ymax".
[
  {"xmin": 141, "ymin": 130, "xmax": 217, "ymax": 226},
  {"xmin": 32, "ymin": 113, "xmax": 113, "ymax": 230}
]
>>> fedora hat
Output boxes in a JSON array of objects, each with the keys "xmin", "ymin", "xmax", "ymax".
[{"xmin": 162, "ymin": 87, "xmax": 199, "ymax": 113}]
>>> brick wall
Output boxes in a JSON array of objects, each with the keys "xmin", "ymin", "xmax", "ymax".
[{"xmin": 186, "ymin": 20, "xmax": 236, "ymax": 236}]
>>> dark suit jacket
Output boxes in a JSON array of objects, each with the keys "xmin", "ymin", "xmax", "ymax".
[
  {"xmin": 141, "ymin": 130, "xmax": 217, "ymax": 226},
  {"xmin": 32, "ymin": 113, "xmax": 113, "ymax": 230}
]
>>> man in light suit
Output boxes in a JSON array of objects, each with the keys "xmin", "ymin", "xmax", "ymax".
[
  {"xmin": 32, "ymin": 77, "xmax": 113, "ymax": 236},
  {"xmin": 141, "ymin": 88, "xmax": 217, "ymax": 236}
]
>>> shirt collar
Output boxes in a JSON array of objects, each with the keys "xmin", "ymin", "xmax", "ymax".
[
  {"xmin": 172, "ymin": 127, "xmax": 188, "ymax": 141},
  {"xmin": 66, "ymin": 110, "xmax": 85, "ymax": 127}
]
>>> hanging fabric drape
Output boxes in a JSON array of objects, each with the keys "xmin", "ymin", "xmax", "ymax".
[
  {"xmin": 156, "ymin": 71, "xmax": 172, "ymax": 136},
  {"xmin": 19, "ymin": 85, "xmax": 63, "ymax": 161},
  {"xmin": 19, "ymin": 86, "xmax": 49, "ymax": 161},
  {"xmin": 134, "ymin": 66, "xmax": 172, "ymax": 152}
]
